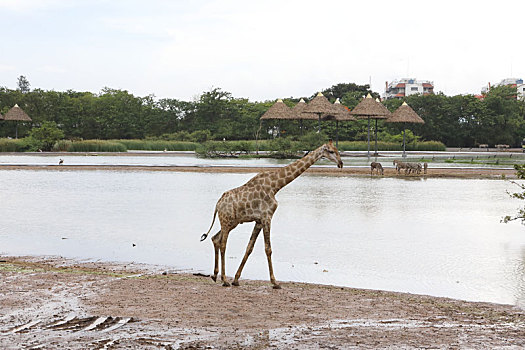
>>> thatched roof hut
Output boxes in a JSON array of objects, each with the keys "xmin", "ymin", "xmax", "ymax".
[
  {"xmin": 330, "ymin": 98, "xmax": 357, "ymax": 121},
  {"xmin": 4, "ymin": 104, "xmax": 32, "ymax": 121},
  {"xmin": 292, "ymin": 98, "xmax": 317, "ymax": 120},
  {"xmin": 303, "ymin": 92, "xmax": 340, "ymax": 115},
  {"xmin": 385, "ymin": 102, "xmax": 424, "ymax": 157},
  {"xmin": 260, "ymin": 99, "xmax": 294, "ymax": 120},
  {"xmin": 386, "ymin": 102, "xmax": 424, "ymax": 124},
  {"xmin": 350, "ymin": 94, "xmax": 391, "ymax": 119}
]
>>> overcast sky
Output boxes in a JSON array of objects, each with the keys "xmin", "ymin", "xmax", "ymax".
[{"xmin": 1, "ymin": 0, "xmax": 523, "ymax": 101}]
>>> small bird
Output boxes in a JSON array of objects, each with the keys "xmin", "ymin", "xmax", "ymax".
[{"xmin": 58, "ymin": 159, "xmax": 64, "ymax": 165}]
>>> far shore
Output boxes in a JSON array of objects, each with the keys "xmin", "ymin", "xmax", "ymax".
[{"xmin": 0, "ymin": 163, "xmax": 517, "ymax": 179}]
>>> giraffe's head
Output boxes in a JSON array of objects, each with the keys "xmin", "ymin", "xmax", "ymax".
[{"xmin": 321, "ymin": 140, "xmax": 343, "ymax": 168}]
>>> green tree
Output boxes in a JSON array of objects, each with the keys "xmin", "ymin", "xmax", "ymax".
[
  {"xmin": 28, "ymin": 121, "xmax": 64, "ymax": 151},
  {"xmin": 321, "ymin": 82, "xmax": 375, "ymax": 103},
  {"xmin": 483, "ymin": 85, "xmax": 523, "ymax": 146},
  {"xmin": 17, "ymin": 75, "xmax": 30, "ymax": 93}
]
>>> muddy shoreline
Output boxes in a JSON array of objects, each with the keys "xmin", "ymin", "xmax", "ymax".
[
  {"xmin": 1, "ymin": 256, "xmax": 524, "ymax": 349},
  {"xmin": 0, "ymin": 163, "xmax": 517, "ymax": 179}
]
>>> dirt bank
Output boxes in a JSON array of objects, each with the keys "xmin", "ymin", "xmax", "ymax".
[
  {"xmin": 1, "ymin": 256, "xmax": 523, "ymax": 349},
  {"xmin": 0, "ymin": 164, "xmax": 517, "ymax": 179}
]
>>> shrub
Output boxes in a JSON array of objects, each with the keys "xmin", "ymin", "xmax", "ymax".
[
  {"xmin": 337, "ymin": 140, "xmax": 445, "ymax": 152},
  {"xmin": 116, "ymin": 140, "xmax": 197, "ymax": 151},
  {"xmin": 52, "ymin": 140, "xmax": 73, "ymax": 152},
  {"xmin": 189, "ymin": 130, "xmax": 211, "ymax": 143},
  {"xmin": 16, "ymin": 137, "xmax": 43, "ymax": 152},
  {"xmin": 297, "ymin": 131, "xmax": 328, "ymax": 150},
  {"xmin": 0, "ymin": 138, "xmax": 19, "ymax": 152},
  {"xmin": 28, "ymin": 121, "xmax": 65, "ymax": 151},
  {"xmin": 268, "ymin": 138, "xmax": 300, "ymax": 158},
  {"xmin": 68, "ymin": 140, "xmax": 127, "ymax": 152}
]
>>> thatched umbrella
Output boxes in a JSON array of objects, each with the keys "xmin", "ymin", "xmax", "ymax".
[
  {"xmin": 302, "ymin": 92, "xmax": 341, "ymax": 132},
  {"xmin": 260, "ymin": 99, "xmax": 295, "ymax": 138},
  {"xmin": 385, "ymin": 101, "xmax": 424, "ymax": 157},
  {"xmin": 350, "ymin": 94, "xmax": 391, "ymax": 157},
  {"xmin": 329, "ymin": 98, "xmax": 357, "ymax": 146},
  {"xmin": 4, "ymin": 104, "xmax": 32, "ymax": 138},
  {"xmin": 291, "ymin": 98, "xmax": 317, "ymax": 135},
  {"xmin": 260, "ymin": 99, "xmax": 294, "ymax": 120}
]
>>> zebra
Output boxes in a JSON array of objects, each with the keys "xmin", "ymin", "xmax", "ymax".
[
  {"xmin": 405, "ymin": 162, "xmax": 422, "ymax": 175},
  {"xmin": 393, "ymin": 160, "xmax": 407, "ymax": 174},
  {"xmin": 370, "ymin": 162, "xmax": 384, "ymax": 175}
]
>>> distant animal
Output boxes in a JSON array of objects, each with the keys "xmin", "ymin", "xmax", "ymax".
[
  {"xmin": 405, "ymin": 162, "xmax": 422, "ymax": 175},
  {"xmin": 393, "ymin": 160, "xmax": 407, "ymax": 174},
  {"xmin": 370, "ymin": 162, "xmax": 384, "ymax": 175},
  {"xmin": 423, "ymin": 162, "xmax": 428, "ymax": 174},
  {"xmin": 58, "ymin": 159, "xmax": 64, "ymax": 165},
  {"xmin": 200, "ymin": 141, "xmax": 343, "ymax": 289}
]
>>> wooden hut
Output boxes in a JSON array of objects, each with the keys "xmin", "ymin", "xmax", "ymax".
[{"xmin": 4, "ymin": 104, "xmax": 32, "ymax": 138}]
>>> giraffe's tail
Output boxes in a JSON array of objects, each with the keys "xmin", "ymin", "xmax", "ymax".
[{"xmin": 200, "ymin": 207, "xmax": 218, "ymax": 241}]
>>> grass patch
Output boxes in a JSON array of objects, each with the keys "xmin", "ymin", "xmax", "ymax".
[
  {"xmin": 0, "ymin": 260, "xmax": 130, "ymax": 278},
  {"xmin": 337, "ymin": 140, "xmax": 446, "ymax": 152},
  {"xmin": 66, "ymin": 140, "xmax": 127, "ymax": 152},
  {"xmin": 116, "ymin": 139, "xmax": 198, "ymax": 151}
]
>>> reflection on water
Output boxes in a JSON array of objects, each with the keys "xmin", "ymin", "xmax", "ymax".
[{"xmin": 1, "ymin": 169, "xmax": 525, "ymax": 307}]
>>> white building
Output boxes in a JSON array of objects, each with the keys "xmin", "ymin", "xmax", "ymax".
[
  {"xmin": 384, "ymin": 78, "xmax": 434, "ymax": 99},
  {"xmin": 500, "ymin": 78, "xmax": 525, "ymax": 99},
  {"xmin": 481, "ymin": 78, "xmax": 525, "ymax": 99}
]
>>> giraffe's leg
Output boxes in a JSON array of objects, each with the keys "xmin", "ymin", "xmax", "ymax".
[
  {"xmin": 211, "ymin": 231, "xmax": 221, "ymax": 282},
  {"xmin": 220, "ymin": 229, "xmax": 231, "ymax": 287},
  {"xmin": 232, "ymin": 222, "xmax": 262, "ymax": 286},
  {"xmin": 262, "ymin": 220, "xmax": 281, "ymax": 289}
]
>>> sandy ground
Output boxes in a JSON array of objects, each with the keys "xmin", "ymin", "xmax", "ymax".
[{"xmin": 1, "ymin": 256, "xmax": 524, "ymax": 349}]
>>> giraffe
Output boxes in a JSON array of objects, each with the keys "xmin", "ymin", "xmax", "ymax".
[{"xmin": 200, "ymin": 141, "xmax": 343, "ymax": 289}]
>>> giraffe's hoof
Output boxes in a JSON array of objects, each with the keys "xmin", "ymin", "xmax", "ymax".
[
  {"xmin": 273, "ymin": 284, "xmax": 282, "ymax": 290},
  {"xmin": 232, "ymin": 281, "xmax": 240, "ymax": 287},
  {"xmin": 222, "ymin": 282, "xmax": 231, "ymax": 287},
  {"xmin": 211, "ymin": 275, "xmax": 217, "ymax": 282}
]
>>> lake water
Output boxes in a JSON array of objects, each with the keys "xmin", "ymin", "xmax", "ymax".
[
  {"xmin": 1, "ymin": 167, "xmax": 525, "ymax": 308},
  {"xmin": 0, "ymin": 151, "xmax": 521, "ymax": 169}
]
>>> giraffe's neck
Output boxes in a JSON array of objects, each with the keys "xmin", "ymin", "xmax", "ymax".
[{"xmin": 271, "ymin": 146, "xmax": 324, "ymax": 194}]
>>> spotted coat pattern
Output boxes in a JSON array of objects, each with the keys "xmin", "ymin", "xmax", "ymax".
[{"xmin": 201, "ymin": 142, "xmax": 343, "ymax": 288}]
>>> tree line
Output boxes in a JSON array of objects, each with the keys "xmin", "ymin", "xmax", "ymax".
[{"xmin": 1, "ymin": 78, "xmax": 524, "ymax": 148}]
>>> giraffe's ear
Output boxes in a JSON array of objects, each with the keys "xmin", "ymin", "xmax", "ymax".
[{"xmin": 328, "ymin": 139, "xmax": 333, "ymax": 145}]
